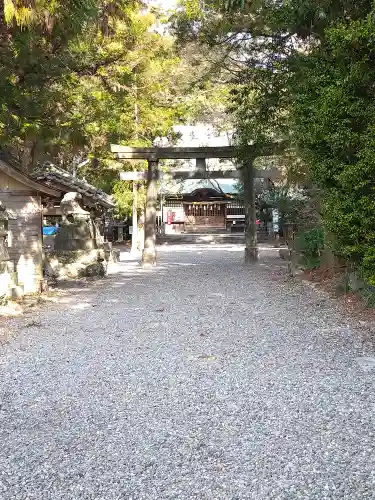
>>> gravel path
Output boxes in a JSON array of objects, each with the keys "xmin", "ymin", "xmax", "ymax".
[{"xmin": 0, "ymin": 245, "xmax": 375, "ymax": 500}]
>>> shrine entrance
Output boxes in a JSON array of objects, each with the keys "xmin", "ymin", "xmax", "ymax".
[
  {"xmin": 110, "ymin": 144, "xmax": 283, "ymax": 266},
  {"xmin": 178, "ymin": 188, "xmax": 227, "ymax": 232},
  {"xmin": 184, "ymin": 202, "xmax": 226, "ymax": 232}
]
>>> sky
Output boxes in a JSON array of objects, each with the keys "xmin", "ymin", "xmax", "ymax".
[
  {"xmin": 148, "ymin": 0, "xmax": 178, "ymax": 11},
  {"xmin": 147, "ymin": 0, "xmax": 235, "ymax": 161}
]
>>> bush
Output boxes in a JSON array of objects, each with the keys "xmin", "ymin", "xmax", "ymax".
[{"xmin": 295, "ymin": 227, "xmax": 325, "ymax": 269}]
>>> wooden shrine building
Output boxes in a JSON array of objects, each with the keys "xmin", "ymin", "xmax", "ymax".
[
  {"xmin": 161, "ymin": 178, "xmax": 271, "ymax": 234},
  {"xmin": 0, "ymin": 153, "xmax": 114, "ymax": 296},
  {"xmin": 0, "ymin": 155, "xmax": 61, "ymax": 294}
]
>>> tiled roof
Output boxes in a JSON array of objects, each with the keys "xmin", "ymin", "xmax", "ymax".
[
  {"xmin": 34, "ymin": 164, "xmax": 114, "ymax": 208},
  {"xmin": 0, "ymin": 151, "xmax": 61, "ymax": 197},
  {"xmin": 162, "ymin": 178, "xmax": 266, "ymax": 196}
]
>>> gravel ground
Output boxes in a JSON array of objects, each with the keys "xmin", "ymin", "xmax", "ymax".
[{"xmin": 0, "ymin": 244, "xmax": 375, "ymax": 500}]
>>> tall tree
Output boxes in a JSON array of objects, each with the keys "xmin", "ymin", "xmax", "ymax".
[
  {"xmin": 174, "ymin": 0, "xmax": 375, "ymax": 281},
  {"xmin": 0, "ymin": 0, "xmax": 140, "ymax": 168}
]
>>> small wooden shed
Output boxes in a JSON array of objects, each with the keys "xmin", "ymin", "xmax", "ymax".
[{"xmin": 0, "ymin": 157, "xmax": 61, "ymax": 293}]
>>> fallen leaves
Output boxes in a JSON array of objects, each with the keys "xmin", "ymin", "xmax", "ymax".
[
  {"xmin": 197, "ymin": 354, "xmax": 217, "ymax": 361},
  {"xmin": 25, "ymin": 320, "xmax": 42, "ymax": 328}
]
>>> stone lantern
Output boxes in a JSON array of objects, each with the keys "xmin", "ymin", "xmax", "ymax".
[
  {"xmin": 0, "ymin": 202, "xmax": 10, "ymax": 262},
  {"xmin": 54, "ymin": 192, "xmax": 96, "ymax": 251}
]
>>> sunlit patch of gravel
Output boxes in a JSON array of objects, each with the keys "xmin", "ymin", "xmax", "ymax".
[{"xmin": 0, "ymin": 244, "xmax": 375, "ymax": 499}]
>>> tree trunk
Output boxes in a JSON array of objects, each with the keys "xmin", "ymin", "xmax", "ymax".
[
  {"xmin": 243, "ymin": 159, "xmax": 258, "ymax": 263},
  {"xmin": 142, "ymin": 159, "xmax": 158, "ymax": 267}
]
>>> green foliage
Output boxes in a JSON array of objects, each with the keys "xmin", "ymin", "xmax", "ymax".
[
  {"xmin": 175, "ymin": 0, "xmax": 375, "ymax": 284},
  {"xmin": 0, "ymin": 1, "xmax": 138, "ymax": 165},
  {"xmin": 289, "ymin": 7, "xmax": 375, "ymax": 282},
  {"xmin": 359, "ymin": 286, "xmax": 375, "ymax": 307},
  {"xmin": 0, "ymin": 2, "xmax": 200, "ymax": 218},
  {"xmin": 263, "ymin": 186, "xmax": 306, "ymax": 227},
  {"xmin": 295, "ymin": 228, "xmax": 325, "ymax": 270},
  {"xmin": 3, "ymin": 0, "xmax": 97, "ymax": 29},
  {"xmin": 112, "ymin": 180, "xmax": 134, "ymax": 218},
  {"xmin": 0, "ymin": 4, "xmax": 187, "ymax": 162}
]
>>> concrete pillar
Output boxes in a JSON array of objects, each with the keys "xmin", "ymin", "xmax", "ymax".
[
  {"xmin": 131, "ymin": 180, "xmax": 138, "ymax": 254},
  {"xmin": 243, "ymin": 159, "xmax": 258, "ymax": 263},
  {"xmin": 142, "ymin": 159, "xmax": 159, "ymax": 267}
]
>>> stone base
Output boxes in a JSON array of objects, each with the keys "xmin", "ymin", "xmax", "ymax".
[
  {"xmin": 101, "ymin": 242, "xmax": 113, "ymax": 262},
  {"xmin": 244, "ymin": 246, "xmax": 259, "ymax": 263},
  {"xmin": 157, "ymin": 233, "xmax": 245, "ymax": 245},
  {"xmin": 0, "ymin": 272, "xmax": 14, "ymax": 296},
  {"xmin": 16, "ymin": 256, "xmax": 43, "ymax": 294},
  {"xmin": 142, "ymin": 247, "xmax": 157, "ymax": 267},
  {"xmin": 44, "ymin": 249, "xmax": 108, "ymax": 280}
]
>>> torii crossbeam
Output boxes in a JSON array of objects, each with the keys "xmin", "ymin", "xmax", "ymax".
[{"xmin": 111, "ymin": 144, "xmax": 284, "ymax": 266}]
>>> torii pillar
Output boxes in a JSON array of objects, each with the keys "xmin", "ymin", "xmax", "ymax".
[
  {"xmin": 243, "ymin": 159, "xmax": 258, "ymax": 263},
  {"xmin": 112, "ymin": 144, "xmax": 284, "ymax": 267},
  {"xmin": 142, "ymin": 159, "xmax": 159, "ymax": 267}
]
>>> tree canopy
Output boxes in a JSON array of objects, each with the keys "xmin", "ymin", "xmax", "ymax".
[
  {"xmin": 0, "ymin": 1, "xmax": 204, "ymax": 218},
  {"xmin": 172, "ymin": 0, "xmax": 375, "ymax": 283},
  {"xmin": 7, "ymin": 0, "xmax": 375, "ymax": 283}
]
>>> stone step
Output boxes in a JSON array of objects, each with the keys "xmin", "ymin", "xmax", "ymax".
[
  {"xmin": 157, "ymin": 231, "xmax": 272, "ymax": 245},
  {"xmin": 184, "ymin": 227, "xmax": 227, "ymax": 234},
  {"xmin": 157, "ymin": 233, "xmax": 244, "ymax": 245}
]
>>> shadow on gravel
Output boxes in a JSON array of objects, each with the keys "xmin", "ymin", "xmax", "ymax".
[{"xmin": 1, "ymin": 245, "xmax": 288, "ymax": 335}]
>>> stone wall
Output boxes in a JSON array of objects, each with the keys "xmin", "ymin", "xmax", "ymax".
[{"xmin": 44, "ymin": 246, "xmax": 112, "ymax": 281}]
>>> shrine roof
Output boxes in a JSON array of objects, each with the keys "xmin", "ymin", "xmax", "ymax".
[
  {"xmin": 34, "ymin": 164, "xmax": 114, "ymax": 209},
  {"xmin": 162, "ymin": 178, "xmax": 265, "ymax": 196},
  {"xmin": 0, "ymin": 151, "xmax": 61, "ymax": 197},
  {"xmin": 163, "ymin": 179, "xmax": 236, "ymax": 195}
]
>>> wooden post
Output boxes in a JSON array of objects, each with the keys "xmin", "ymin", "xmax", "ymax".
[
  {"xmin": 142, "ymin": 159, "xmax": 158, "ymax": 267},
  {"xmin": 243, "ymin": 159, "xmax": 258, "ymax": 263}
]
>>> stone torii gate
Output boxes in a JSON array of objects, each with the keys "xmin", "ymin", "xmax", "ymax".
[{"xmin": 111, "ymin": 144, "xmax": 283, "ymax": 266}]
